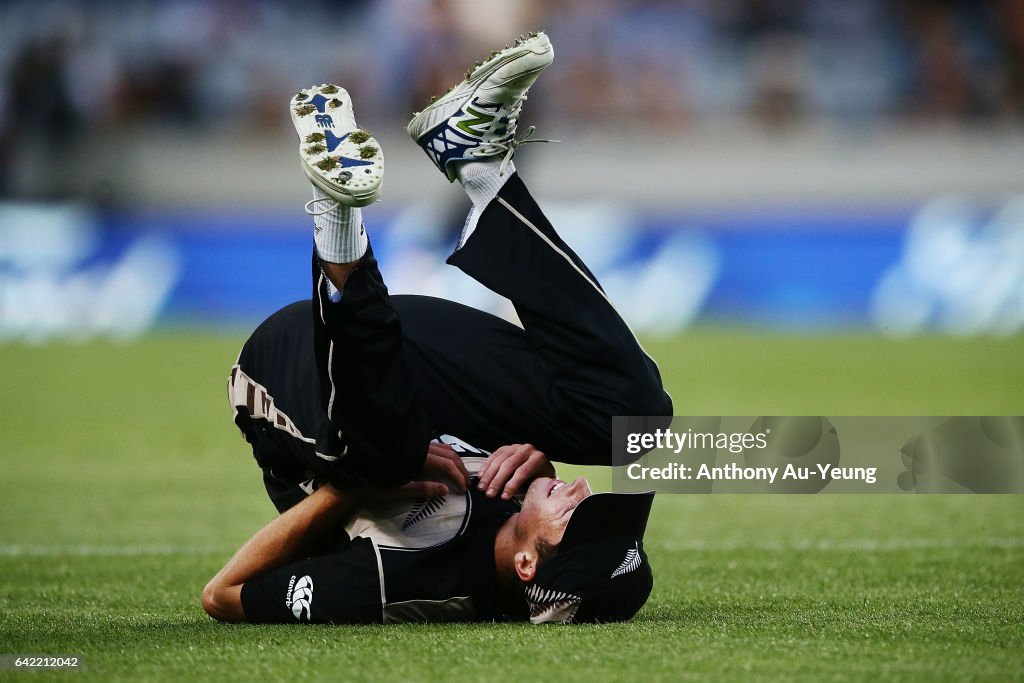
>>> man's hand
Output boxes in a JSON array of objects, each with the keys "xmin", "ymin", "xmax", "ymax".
[
  {"xmin": 357, "ymin": 479, "xmax": 450, "ymax": 502},
  {"xmin": 354, "ymin": 443, "xmax": 470, "ymax": 501},
  {"xmin": 418, "ymin": 442, "xmax": 471, "ymax": 493},
  {"xmin": 478, "ymin": 444, "xmax": 555, "ymax": 500}
]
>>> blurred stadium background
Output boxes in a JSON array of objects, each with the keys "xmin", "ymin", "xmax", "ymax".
[{"xmin": 2, "ymin": 0, "xmax": 1024, "ymax": 340}]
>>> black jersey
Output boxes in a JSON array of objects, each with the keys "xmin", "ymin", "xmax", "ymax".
[{"xmin": 239, "ymin": 448, "xmax": 524, "ymax": 624}]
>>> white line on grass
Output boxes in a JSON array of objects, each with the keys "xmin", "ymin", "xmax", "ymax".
[
  {"xmin": 659, "ymin": 538, "xmax": 1024, "ymax": 552},
  {"xmin": 1, "ymin": 538, "xmax": 1021, "ymax": 557},
  {"xmin": 0, "ymin": 544, "xmax": 234, "ymax": 557}
]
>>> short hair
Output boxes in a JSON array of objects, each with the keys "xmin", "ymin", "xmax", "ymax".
[{"xmin": 535, "ymin": 536, "xmax": 559, "ymax": 568}]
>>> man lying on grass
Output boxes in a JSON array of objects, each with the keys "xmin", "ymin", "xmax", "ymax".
[
  {"xmin": 203, "ymin": 32, "xmax": 668, "ymax": 625},
  {"xmin": 203, "ymin": 439, "xmax": 655, "ymax": 624}
]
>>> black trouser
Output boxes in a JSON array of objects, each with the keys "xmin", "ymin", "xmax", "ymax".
[{"xmin": 230, "ymin": 174, "xmax": 672, "ymax": 504}]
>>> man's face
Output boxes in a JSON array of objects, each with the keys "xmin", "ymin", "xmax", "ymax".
[{"xmin": 515, "ymin": 476, "xmax": 593, "ymax": 547}]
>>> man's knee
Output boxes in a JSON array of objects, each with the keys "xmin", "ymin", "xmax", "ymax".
[
  {"xmin": 635, "ymin": 386, "xmax": 673, "ymax": 418},
  {"xmin": 618, "ymin": 373, "xmax": 673, "ymax": 418}
]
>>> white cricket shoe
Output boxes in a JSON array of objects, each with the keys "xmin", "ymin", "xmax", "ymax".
[
  {"xmin": 290, "ymin": 84, "xmax": 383, "ymax": 207},
  {"xmin": 407, "ymin": 32, "xmax": 554, "ymax": 182}
]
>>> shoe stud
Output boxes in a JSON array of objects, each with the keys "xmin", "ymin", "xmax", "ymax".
[
  {"xmin": 315, "ymin": 156, "xmax": 340, "ymax": 171},
  {"xmin": 305, "ymin": 132, "xmax": 326, "ymax": 143},
  {"xmin": 329, "ymin": 98, "xmax": 342, "ymax": 109},
  {"xmin": 294, "ymin": 104, "xmax": 316, "ymax": 116},
  {"xmin": 304, "ymin": 143, "xmax": 327, "ymax": 155},
  {"xmin": 359, "ymin": 145, "xmax": 378, "ymax": 159},
  {"xmin": 321, "ymin": 84, "xmax": 339, "ymax": 94},
  {"xmin": 349, "ymin": 129, "xmax": 371, "ymax": 144}
]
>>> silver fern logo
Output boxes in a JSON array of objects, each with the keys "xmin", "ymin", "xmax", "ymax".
[
  {"xmin": 525, "ymin": 584, "xmax": 582, "ymax": 624},
  {"xmin": 611, "ymin": 542, "xmax": 641, "ymax": 578},
  {"xmin": 402, "ymin": 495, "xmax": 446, "ymax": 531}
]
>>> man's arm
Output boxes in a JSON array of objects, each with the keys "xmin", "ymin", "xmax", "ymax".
[
  {"xmin": 202, "ymin": 484, "xmax": 356, "ymax": 622},
  {"xmin": 202, "ymin": 476, "xmax": 451, "ymax": 623}
]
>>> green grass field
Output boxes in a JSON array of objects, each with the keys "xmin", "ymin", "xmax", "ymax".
[{"xmin": 1, "ymin": 331, "xmax": 1022, "ymax": 681}]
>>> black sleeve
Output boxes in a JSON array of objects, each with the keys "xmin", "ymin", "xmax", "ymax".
[
  {"xmin": 311, "ymin": 244, "xmax": 432, "ymax": 490},
  {"xmin": 239, "ymin": 537, "xmax": 383, "ymax": 625}
]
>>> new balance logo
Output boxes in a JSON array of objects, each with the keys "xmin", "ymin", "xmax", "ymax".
[
  {"xmin": 453, "ymin": 103, "xmax": 498, "ymax": 138},
  {"xmin": 315, "ymin": 114, "xmax": 334, "ymax": 128},
  {"xmin": 285, "ymin": 574, "xmax": 314, "ymax": 622}
]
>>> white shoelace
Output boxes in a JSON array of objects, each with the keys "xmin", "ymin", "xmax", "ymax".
[
  {"xmin": 305, "ymin": 197, "xmax": 340, "ymax": 216},
  {"xmin": 480, "ymin": 125, "xmax": 561, "ymax": 175},
  {"xmin": 476, "ymin": 95, "xmax": 560, "ymax": 174}
]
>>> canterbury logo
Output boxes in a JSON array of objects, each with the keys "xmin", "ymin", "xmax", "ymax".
[
  {"xmin": 402, "ymin": 495, "xmax": 446, "ymax": 531},
  {"xmin": 286, "ymin": 575, "xmax": 314, "ymax": 622},
  {"xmin": 315, "ymin": 114, "xmax": 334, "ymax": 128},
  {"xmin": 611, "ymin": 542, "xmax": 641, "ymax": 578}
]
